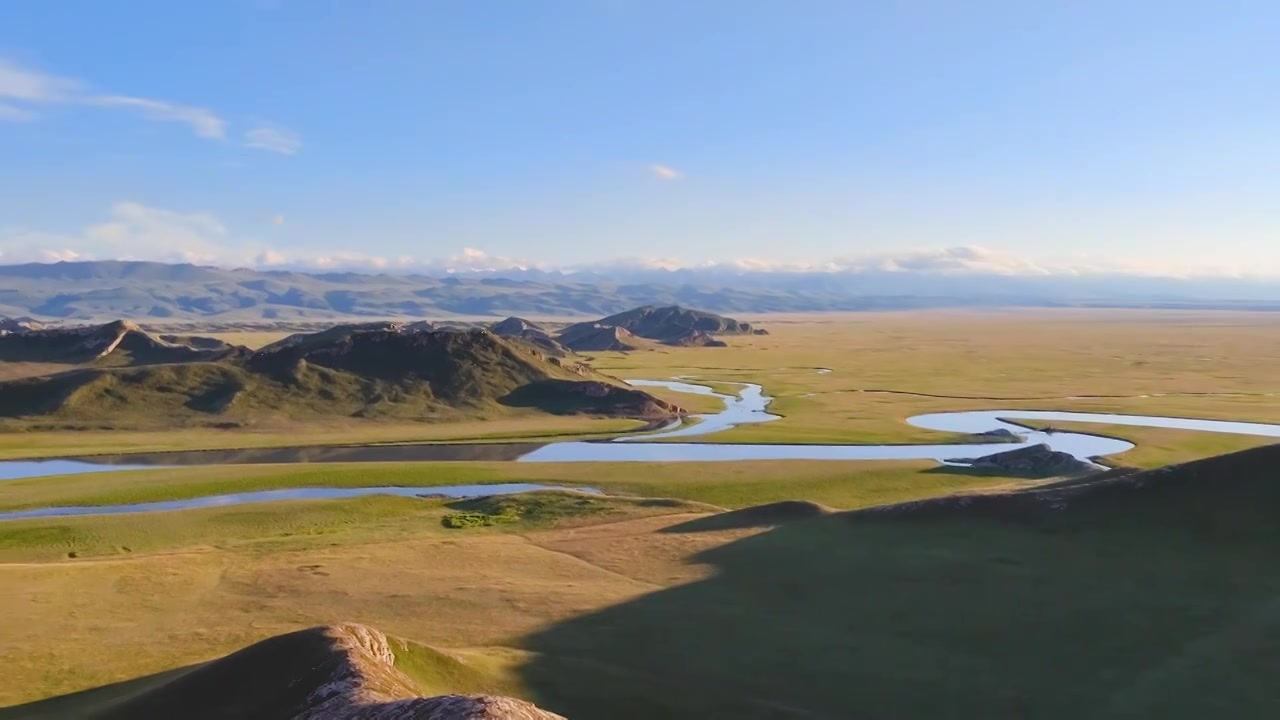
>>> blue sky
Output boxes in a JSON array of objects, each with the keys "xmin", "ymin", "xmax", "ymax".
[{"xmin": 2, "ymin": 0, "xmax": 1278, "ymax": 275}]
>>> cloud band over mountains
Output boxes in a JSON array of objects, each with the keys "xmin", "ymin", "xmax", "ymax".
[{"xmin": 0, "ymin": 200, "xmax": 1265, "ymax": 282}]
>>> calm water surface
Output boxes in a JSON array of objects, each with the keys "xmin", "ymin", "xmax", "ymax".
[{"xmin": 4, "ymin": 378, "xmax": 1280, "ymax": 480}]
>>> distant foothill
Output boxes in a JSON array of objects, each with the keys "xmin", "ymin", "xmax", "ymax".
[{"xmin": 0, "ymin": 304, "xmax": 760, "ymax": 429}]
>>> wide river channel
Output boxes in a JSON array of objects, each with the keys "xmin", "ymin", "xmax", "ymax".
[{"xmin": 4, "ymin": 377, "xmax": 1280, "ymax": 520}]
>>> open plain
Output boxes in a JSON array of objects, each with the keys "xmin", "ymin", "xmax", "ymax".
[{"xmin": 2, "ymin": 310, "xmax": 1279, "ymax": 718}]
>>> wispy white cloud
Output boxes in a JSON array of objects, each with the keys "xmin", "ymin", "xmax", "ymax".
[
  {"xmin": 85, "ymin": 95, "xmax": 227, "ymax": 139},
  {"xmin": 650, "ymin": 164, "xmax": 682, "ymax": 180},
  {"xmin": 256, "ymin": 249, "xmax": 288, "ymax": 265},
  {"xmin": 443, "ymin": 247, "xmax": 534, "ymax": 272},
  {"xmin": 829, "ymin": 245, "xmax": 1052, "ymax": 276},
  {"xmin": 84, "ymin": 202, "xmax": 231, "ymax": 262},
  {"xmin": 244, "ymin": 124, "xmax": 302, "ymax": 154},
  {"xmin": 0, "ymin": 56, "xmax": 297, "ymax": 147},
  {"xmin": 250, "ymin": 246, "xmax": 1271, "ymax": 279},
  {"xmin": 0, "ymin": 102, "xmax": 37, "ymax": 122},
  {"xmin": 0, "ymin": 58, "xmax": 77, "ymax": 102},
  {"xmin": 3, "ymin": 211, "xmax": 1274, "ymax": 281}
]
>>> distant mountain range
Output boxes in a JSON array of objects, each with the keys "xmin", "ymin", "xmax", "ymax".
[{"xmin": 3, "ymin": 260, "xmax": 1280, "ymax": 324}]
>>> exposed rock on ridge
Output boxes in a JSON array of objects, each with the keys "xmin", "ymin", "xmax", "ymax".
[
  {"xmin": 0, "ymin": 319, "xmax": 246, "ymax": 365},
  {"xmin": 93, "ymin": 623, "xmax": 565, "ymax": 720}
]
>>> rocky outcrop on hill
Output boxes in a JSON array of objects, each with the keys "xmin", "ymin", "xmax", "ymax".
[
  {"xmin": 948, "ymin": 443, "xmax": 1097, "ymax": 478},
  {"xmin": 296, "ymin": 625, "xmax": 566, "ymax": 719},
  {"xmin": 89, "ymin": 623, "xmax": 565, "ymax": 720}
]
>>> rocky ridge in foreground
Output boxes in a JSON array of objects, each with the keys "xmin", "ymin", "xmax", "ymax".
[{"xmin": 89, "ymin": 623, "xmax": 565, "ymax": 719}]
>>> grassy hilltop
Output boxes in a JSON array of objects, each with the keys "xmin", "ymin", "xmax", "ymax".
[{"xmin": 0, "ymin": 322, "xmax": 682, "ymax": 431}]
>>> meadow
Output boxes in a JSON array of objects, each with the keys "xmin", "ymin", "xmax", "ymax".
[
  {"xmin": 2, "ymin": 310, "xmax": 1279, "ymax": 717},
  {"xmin": 599, "ymin": 310, "xmax": 1280, "ymax": 454},
  {"xmin": 8, "ymin": 309, "xmax": 1280, "ymax": 461}
]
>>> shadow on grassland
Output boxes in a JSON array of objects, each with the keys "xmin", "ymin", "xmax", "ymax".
[
  {"xmin": 516, "ymin": 446, "xmax": 1280, "ymax": 719},
  {"xmin": 0, "ymin": 664, "xmax": 202, "ymax": 720}
]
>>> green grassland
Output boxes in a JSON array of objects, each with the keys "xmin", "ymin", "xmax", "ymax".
[
  {"xmin": 0, "ymin": 416, "xmax": 642, "ymax": 460},
  {"xmin": 7, "ymin": 310, "xmax": 1280, "ymax": 466},
  {"xmin": 3, "ymin": 450, "xmax": 1279, "ymax": 717},
  {"xmin": 0, "ymin": 492, "xmax": 726, "ymax": 709},
  {"xmin": 0, "ymin": 459, "xmax": 1023, "ymax": 706},
  {"xmin": 0, "ymin": 489, "xmax": 720, "ymax": 563},
  {"xmin": 591, "ymin": 310, "xmax": 1280, "ymax": 459},
  {"xmin": 3, "ymin": 310, "xmax": 1280, "ymax": 716},
  {"xmin": 0, "ymin": 459, "xmax": 1011, "ymax": 526}
]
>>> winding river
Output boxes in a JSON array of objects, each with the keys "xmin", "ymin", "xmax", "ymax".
[{"xmin": 3, "ymin": 376, "xmax": 1280, "ymax": 520}]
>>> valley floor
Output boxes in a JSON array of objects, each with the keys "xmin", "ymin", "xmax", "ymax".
[
  {"xmin": 4, "ymin": 474, "xmax": 1278, "ymax": 719},
  {"xmin": 8, "ymin": 310, "xmax": 1280, "ymax": 464},
  {"xmin": 2, "ymin": 310, "xmax": 1280, "ymax": 717}
]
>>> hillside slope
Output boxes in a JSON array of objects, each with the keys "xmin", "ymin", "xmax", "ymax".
[
  {"xmin": 8, "ymin": 623, "xmax": 563, "ymax": 720},
  {"xmin": 590, "ymin": 305, "xmax": 756, "ymax": 339},
  {"xmin": 519, "ymin": 444, "xmax": 1280, "ymax": 718},
  {"xmin": 0, "ymin": 326, "xmax": 682, "ymax": 427},
  {"xmin": 858, "ymin": 441, "xmax": 1280, "ymax": 528},
  {"xmin": 556, "ymin": 324, "xmax": 652, "ymax": 352},
  {"xmin": 488, "ymin": 317, "xmax": 570, "ymax": 356},
  {"xmin": 0, "ymin": 320, "xmax": 244, "ymax": 367},
  {"xmin": 557, "ymin": 305, "xmax": 754, "ymax": 351}
]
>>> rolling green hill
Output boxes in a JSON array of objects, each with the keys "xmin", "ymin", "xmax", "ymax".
[
  {"xmin": 0, "ymin": 325, "xmax": 682, "ymax": 428},
  {"xmin": 587, "ymin": 305, "xmax": 757, "ymax": 339},
  {"xmin": 556, "ymin": 305, "xmax": 753, "ymax": 351}
]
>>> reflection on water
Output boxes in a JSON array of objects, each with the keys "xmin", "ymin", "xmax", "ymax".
[
  {"xmin": 0, "ymin": 460, "xmax": 158, "ymax": 482},
  {"xmin": 0, "ymin": 483, "xmax": 598, "ymax": 521}
]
